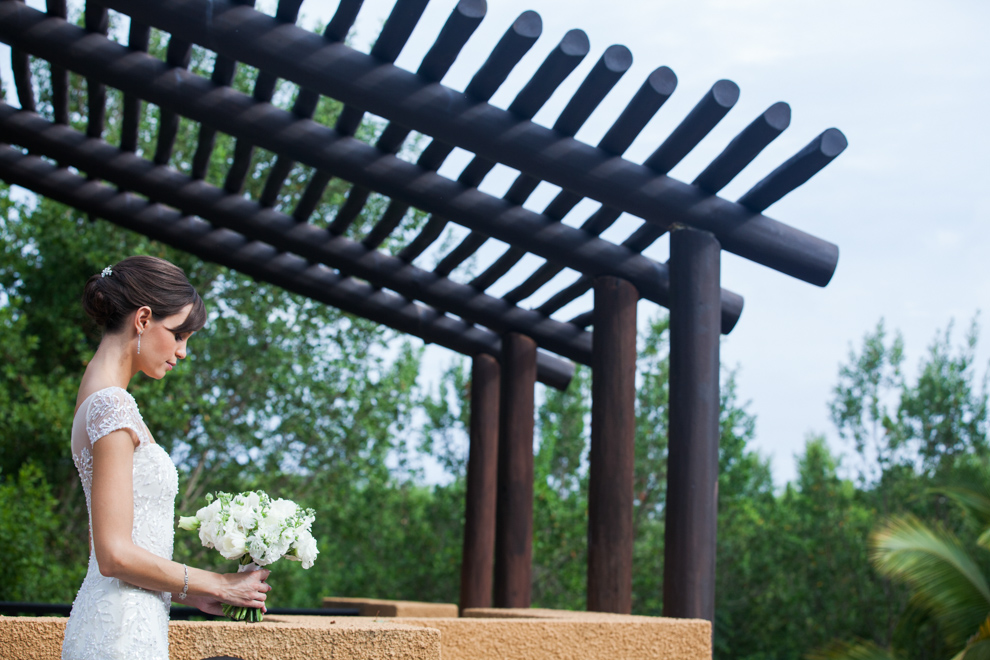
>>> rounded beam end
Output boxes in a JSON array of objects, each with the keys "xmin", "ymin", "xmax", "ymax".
[
  {"xmin": 764, "ymin": 101, "xmax": 791, "ymax": 132},
  {"xmin": 820, "ymin": 128, "xmax": 848, "ymax": 158},
  {"xmin": 561, "ymin": 28, "xmax": 591, "ymax": 57},
  {"xmin": 457, "ymin": 0, "xmax": 487, "ymax": 20},
  {"xmin": 647, "ymin": 65, "xmax": 678, "ymax": 97},
  {"xmin": 513, "ymin": 10, "xmax": 542, "ymax": 39},
  {"xmin": 720, "ymin": 291, "xmax": 744, "ymax": 335},
  {"xmin": 712, "ymin": 79, "xmax": 740, "ymax": 108},
  {"xmin": 603, "ymin": 44, "xmax": 633, "ymax": 73}
]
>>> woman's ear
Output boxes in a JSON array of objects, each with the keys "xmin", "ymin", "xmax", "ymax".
[{"xmin": 132, "ymin": 306, "xmax": 153, "ymax": 335}]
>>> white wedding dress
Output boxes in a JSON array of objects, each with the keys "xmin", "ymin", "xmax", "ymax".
[{"xmin": 62, "ymin": 386, "xmax": 178, "ymax": 660}]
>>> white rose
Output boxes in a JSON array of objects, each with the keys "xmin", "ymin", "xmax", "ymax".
[
  {"xmin": 247, "ymin": 536, "xmax": 273, "ymax": 566},
  {"xmin": 196, "ymin": 500, "xmax": 222, "ymax": 523},
  {"xmin": 199, "ymin": 518, "xmax": 222, "ymax": 549},
  {"xmin": 216, "ymin": 528, "xmax": 248, "ymax": 560},
  {"xmin": 229, "ymin": 499, "xmax": 260, "ymax": 532}
]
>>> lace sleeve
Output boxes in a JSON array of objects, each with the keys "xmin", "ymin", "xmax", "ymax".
[{"xmin": 86, "ymin": 387, "xmax": 149, "ymax": 447}]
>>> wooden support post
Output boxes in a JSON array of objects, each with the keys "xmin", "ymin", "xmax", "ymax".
[
  {"xmin": 663, "ymin": 227, "xmax": 721, "ymax": 622},
  {"xmin": 460, "ymin": 353, "xmax": 500, "ymax": 611},
  {"xmin": 588, "ymin": 276, "xmax": 638, "ymax": 613},
  {"xmin": 493, "ymin": 333, "xmax": 537, "ymax": 608}
]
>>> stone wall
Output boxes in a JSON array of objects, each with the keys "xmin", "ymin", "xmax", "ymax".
[{"xmin": 0, "ymin": 607, "xmax": 710, "ymax": 660}]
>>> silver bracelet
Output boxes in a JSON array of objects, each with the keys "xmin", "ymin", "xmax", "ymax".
[{"xmin": 178, "ymin": 564, "xmax": 189, "ymax": 600}]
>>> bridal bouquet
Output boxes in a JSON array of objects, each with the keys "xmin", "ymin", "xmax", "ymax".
[{"xmin": 178, "ymin": 491, "xmax": 319, "ymax": 622}]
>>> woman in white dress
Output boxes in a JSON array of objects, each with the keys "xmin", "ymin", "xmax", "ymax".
[{"xmin": 62, "ymin": 256, "xmax": 272, "ymax": 660}]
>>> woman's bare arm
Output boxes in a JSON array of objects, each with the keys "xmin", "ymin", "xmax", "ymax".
[{"xmin": 90, "ymin": 430, "xmax": 270, "ymax": 609}]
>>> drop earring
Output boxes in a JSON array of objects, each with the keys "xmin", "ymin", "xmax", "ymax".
[{"xmin": 137, "ymin": 332, "xmax": 142, "ymax": 355}]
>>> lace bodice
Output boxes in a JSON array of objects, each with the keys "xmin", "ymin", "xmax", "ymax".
[{"xmin": 63, "ymin": 387, "xmax": 178, "ymax": 660}]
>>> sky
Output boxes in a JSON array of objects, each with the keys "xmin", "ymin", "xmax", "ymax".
[{"xmin": 2, "ymin": 0, "xmax": 988, "ymax": 484}]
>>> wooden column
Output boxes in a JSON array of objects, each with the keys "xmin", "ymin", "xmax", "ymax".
[
  {"xmin": 493, "ymin": 333, "xmax": 537, "ymax": 608},
  {"xmin": 460, "ymin": 353, "xmax": 500, "ymax": 611},
  {"xmin": 588, "ymin": 276, "xmax": 637, "ymax": 613},
  {"xmin": 663, "ymin": 227, "xmax": 721, "ymax": 622}
]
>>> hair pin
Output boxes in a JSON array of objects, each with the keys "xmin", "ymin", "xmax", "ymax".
[{"xmin": 101, "ymin": 266, "xmax": 113, "ymax": 278}]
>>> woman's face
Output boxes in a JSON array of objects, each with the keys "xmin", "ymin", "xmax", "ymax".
[{"xmin": 139, "ymin": 303, "xmax": 195, "ymax": 380}]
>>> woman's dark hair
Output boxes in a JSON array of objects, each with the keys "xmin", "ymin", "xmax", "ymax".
[{"xmin": 82, "ymin": 256, "xmax": 207, "ymax": 335}]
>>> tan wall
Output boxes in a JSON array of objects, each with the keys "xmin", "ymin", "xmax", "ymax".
[
  {"xmin": 0, "ymin": 615, "xmax": 440, "ymax": 660},
  {"xmin": 1, "ymin": 608, "xmax": 710, "ymax": 660},
  {"xmin": 400, "ymin": 612, "xmax": 711, "ymax": 660}
]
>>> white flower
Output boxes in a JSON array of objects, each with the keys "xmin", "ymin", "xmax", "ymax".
[
  {"xmin": 290, "ymin": 530, "xmax": 319, "ymax": 569},
  {"xmin": 267, "ymin": 498, "xmax": 298, "ymax": 525},
  {"xmin": 216, "ymin": 527, "xmax": 248, "ymax": 560},
  {"xmin": 196, "ymin": 499, "xmax": 222, "ymax": 523},
  {"xmin": 230, "ymin": 492, "xmax": 263, "ymax": 531},
  {"xmin": 177, "ymin": 516, "xmax": 200, "ymax": 531},
  {"xmin": 199, "ymin": 518, "xmax": 222, "ymax": 549}
]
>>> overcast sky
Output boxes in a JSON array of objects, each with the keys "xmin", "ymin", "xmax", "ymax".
[
  {"xmin": 328, "ymin": 0, "xmax": 990, "ymax": 484},
  {"xmin": 3, "ymin": 0, "xmax": 988, "ymax": 484}
]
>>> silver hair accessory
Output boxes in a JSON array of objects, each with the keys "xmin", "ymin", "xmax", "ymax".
[{"xmin": 101, "ymin": 266, "xmax": 113, "ymax": 278}]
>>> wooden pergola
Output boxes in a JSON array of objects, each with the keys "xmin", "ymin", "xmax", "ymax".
[{"xmin": 0, "ymin": 0, "xmax": 844, "ymax": 621}]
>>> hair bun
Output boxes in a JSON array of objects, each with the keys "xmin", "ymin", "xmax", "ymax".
[{"xmin": 81, "ymin": 274, "xmax": 118, "ymax": 328}]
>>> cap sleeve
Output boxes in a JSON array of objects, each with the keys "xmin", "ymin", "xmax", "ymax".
[{"xmin": 85, "ymin": 387, "xmax": 148, "ymax": 447}]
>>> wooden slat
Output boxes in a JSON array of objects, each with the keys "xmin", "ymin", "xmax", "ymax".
[
  {"xmin": 84, "ymin": 2, "xmax": 108, "ymax": 139},
  {"xmin": 222, "ymin": 0, "xmax": 303, "ymax": 194},
  {"xmin": 468, "ymin": 44, "xmax": 634, "ymax": 292},
  {"xmin": 434, "ymin": 29, "xmax": 591, "ymax": 277},
  {"xmin": 153, "ymin": 36, "xmax": 192, "ymax": 165},
  {"xmin": 737, "ymin": 128, "xmax": 847, "ymax": 212},
  {"xmin": 398, "ymin": 10, "xmax": 543, "ymax": 262},
  {"xmin": 120, "ymin": 21, "xmax": 150, "ymax": 153},
  {"xmin": 501, "ymin": 66, "xmax": 678, "ymax": 304},
  {"xmin": 46, "ymin": 0, "xmax": 67, "ymax": 124}
]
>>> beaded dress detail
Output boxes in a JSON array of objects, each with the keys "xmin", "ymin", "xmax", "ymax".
[{"xmin": 62, "ymin": 387, "xmax": 178, "ymax": 660}]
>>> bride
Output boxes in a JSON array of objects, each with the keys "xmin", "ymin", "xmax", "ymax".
[{"xmin": 63, "ymin": 256, "xmax": 271, "ymax": 660}]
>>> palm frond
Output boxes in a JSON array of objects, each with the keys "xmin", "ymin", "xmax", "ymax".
[
  {"xmin": 936, "ymin": 483, "xmax": 990, "ymax": 531},
  {"xmin": 870, "ymin": 514, "xmax": 990, "ymax": 646}
]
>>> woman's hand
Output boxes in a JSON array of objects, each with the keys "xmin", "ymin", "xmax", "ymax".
[
  {"xmin": 177, "ymin": 594, "xmax": 225, "ymax": 616},
  {"xmin": 217, "ymin": 568, "xmax": 272, "ymax": 611}
]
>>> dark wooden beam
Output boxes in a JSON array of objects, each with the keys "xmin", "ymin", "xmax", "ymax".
[
  {"xmin": 0, "ymin": 145, "xmax": 574, "ymax": 390},
  {"xmin": 588, "ymin": 276, "xmax": 637, "ymax": 613},
  {"xmin": 460, "ymin": 353, "xmax": 500, "ymax": 611},
  {"xmin": 120, "ymin": 20, "xmax": 150, "ymax": 153},
  {"xmin": 0, "ymin": 7, "xmax": 747, "ymax": 328},
  {"xmin": 0, "ymin": 105, "xmax": 593, "ymax": 368},
  {"xmin": 83, "ymin": 1, "xmax": 107, "ymax": 139},
  {"xmin": 45, "ymin": 0, "xmax": 68, "ymax": 124},
  {"xmin": 500, "ymin": 66, "xmax": 678, "ymax": 304},
  {"xmin": 81, "ymin": 0, "xmax": 841, "ymax": 287},
  {"xmin": 663, "ymin": 227, "xmax": 721, "ymax": 623},
  {"xmin": 493, "ymin": 333, "xmax": 536, "ymax": 608}
]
